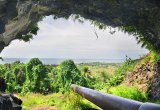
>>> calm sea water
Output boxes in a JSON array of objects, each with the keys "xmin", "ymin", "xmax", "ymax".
[{"xmin": 0, "ymin": 58, "xmax": 124, "ymax": 65}]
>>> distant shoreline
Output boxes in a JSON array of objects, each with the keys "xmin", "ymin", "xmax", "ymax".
[{"xmin": 0, "ymin": 58, "xmax": 125, "ymax": 65}]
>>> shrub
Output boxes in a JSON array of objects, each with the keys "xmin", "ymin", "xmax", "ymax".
[
  {"xmin": 83, "ymin": 66, "xmax": 89, "ymax": 73},
  {"xmin": 107, "ymin": 60, "xmax": 136, "ymax": 87},
  {"xmin": 60, "ymin": 92, "xmax": 92, "ymax": 110},
  {"xmin": 22, "ymin": 58, "xmax": 49, "ymax": 94},
  {"xmin": 100, "ymin": 71, "xmax": 111, "ymax": 83},
  {"xmin": 154, "ymin": 52, "xmax": 160, "ymax": 63},
  {"xmin": 109, "ymin": 85, "xmax": 148, "ymax": 102},
  {"xmin": 55, "ymin": 60, "xmax": 89, "ymax": 92}
]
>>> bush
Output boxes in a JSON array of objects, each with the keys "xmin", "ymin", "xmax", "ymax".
[
  {"xmin": 59, "ymin": 92, "xmax": 92, "ymax": 110},
  {"xmin": 22, "ymin": 58, "xmax": 50, "ymax": 94},
  {"xmin": 83, "ymin": 66, "xmax": 89, "ymax": 73},
  {"xmin": 107, "ymin": 60, "xmax": 136, "ymax": 87},
  {"xmin": 109, "ymin": 85, "xmax": 148, "ymax": 102},
  {"xmin": 55, "ymin": 60, "xmax": 89, "ymax": 92},
  {"xmin": 154, "ymin": 52, "xmax": 160, "ymax": 63}
]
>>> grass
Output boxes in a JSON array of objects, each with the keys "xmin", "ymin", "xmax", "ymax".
[
  {"xmin": 78, "ymin": 63, "xmax": 119, "ymax": 76},
  {"xmin": 77, "ymin": 63, "xmax": 120, "ymax": 90},
  {"xmin": 19, "ymin": 85, "xmax": 148, "ymax": 110},
  {"xmin": 18, "ymin": 93, "xmax": 61, "ymax": 110},
  {"xmin": 109, "ymin": 84, "xmax": 148, "ymax": 102},
  {"xmin": 18, "ymin": 92, "xmax": 100, "ymax": 110}
]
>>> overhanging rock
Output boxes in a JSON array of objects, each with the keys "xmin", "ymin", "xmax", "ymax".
[{"xmin": 0, "ymin": 0, "xmax": 160, "ymax": 52}]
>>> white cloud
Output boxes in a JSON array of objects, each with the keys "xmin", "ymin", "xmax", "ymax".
[{"xmin": 1, "ymin": 16, "xmax": 149, "ymax": 59}]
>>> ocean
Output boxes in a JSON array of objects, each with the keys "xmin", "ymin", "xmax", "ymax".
[{"xmin": 0, "ymin": 58, "xmax": 124, "ymax": 65}]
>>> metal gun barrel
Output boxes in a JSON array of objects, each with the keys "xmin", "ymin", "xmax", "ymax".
[{"xmin": 71, "ymin": 84, "xmax": 160, "ymax": 110}]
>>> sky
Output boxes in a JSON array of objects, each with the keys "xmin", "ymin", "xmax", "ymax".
[{"xmin": 1, "ymin": 16, "xmax": 149, "ymax": 59}]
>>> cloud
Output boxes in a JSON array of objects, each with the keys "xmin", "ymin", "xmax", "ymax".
[{"xmin": 1, "ymin": 16, "xmax": 149, "ymax": 59}]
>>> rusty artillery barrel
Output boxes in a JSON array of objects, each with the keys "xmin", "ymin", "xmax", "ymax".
[{"xmin": 71, "ymin": 84, "xmax": 160, "ymax": 110}]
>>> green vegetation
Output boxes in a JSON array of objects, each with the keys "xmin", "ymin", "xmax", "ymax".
[
  {"xmin": 109, "ymin": 85, "xmax": 148, "ymax": 102},
  {"xmin": 54, "ymin": 60, "xmax": 89, "ymax": 93},
  {"xmin": 18, "ymin": 24, "xmax": 39, "ymax": 42},
  {"xmin": 0, "ymin": 58, "xmax": 155, "ymax": 109},
  {"xmin": 106, "ymin": 59, "xmax": 136, "ymax": 87},
  {"xmin": 18, "ymin": 92, "xmax": 98, "ymax": 110},
  {"xmin": 22, "ymin": 58, "xmax": 49, "ymax": 94},
  {"xmin": 0, "ymin": 59, "xmax": 91, "ymax": 95}
]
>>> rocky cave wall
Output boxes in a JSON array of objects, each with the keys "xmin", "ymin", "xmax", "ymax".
[{"xmin": 125, "ymin": 54, "xmax": 160, "ymax": 100}]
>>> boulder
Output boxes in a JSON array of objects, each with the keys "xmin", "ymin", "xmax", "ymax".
[{"xmin": 0, "ymin": 94, "xmax": 22, "ymax": 110}]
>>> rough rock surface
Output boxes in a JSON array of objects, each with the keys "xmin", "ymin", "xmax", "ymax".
[
  {"xmin": 148, "ymin": 62, "xmax": 160, "ymax": 100},
  {"xmin": 126, "ymin": 62, "xmax": 155, "ymax": 92},
  {"xmin": 0, "ymin": 0, "xmax": 160, "ymax": 52},
  {"xmin": 0, "ymin": 77, "xmax": 22, "ymax": 110},
  {"xmin": 0, "ymin": 94, "xmax": 22, "ymax": 110},
  {"xmin": 125, "ymin": 58, "xmax": 160, "ymax": 100}
]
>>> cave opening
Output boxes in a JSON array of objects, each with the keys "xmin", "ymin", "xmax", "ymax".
[
  {"xmin": 0, "ymin": 0, "xmax": 160, "ymax": 109},
  {"xmin": 0, "ymin": 15, "xmax": 149, "ymax": 64}
]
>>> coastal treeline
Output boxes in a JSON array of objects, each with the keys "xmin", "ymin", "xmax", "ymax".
[{"xmin": 0, "ymin": 58, "xmax": 94, "ymax": 94}]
